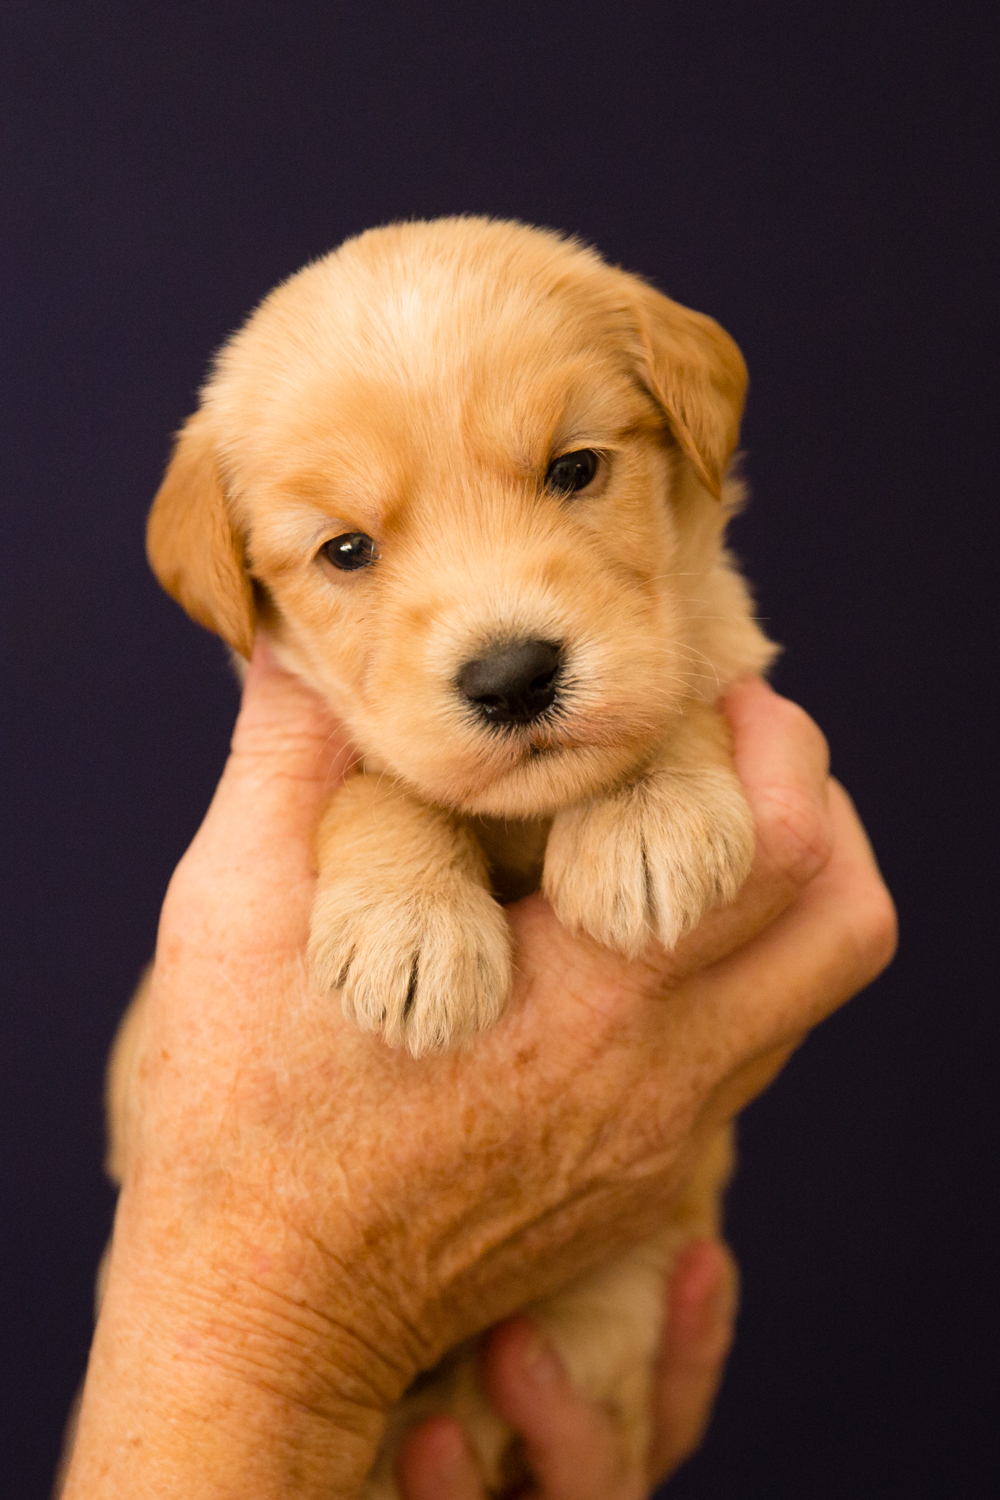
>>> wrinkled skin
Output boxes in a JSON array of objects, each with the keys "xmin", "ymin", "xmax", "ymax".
[{"xmin": 62, "ymin": 648, "xmax": 895, "ymax": 1500}]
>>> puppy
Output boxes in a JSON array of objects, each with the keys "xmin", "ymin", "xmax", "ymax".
[{"xmin": 131, "ymin": 217, "xmax": 775, "ymax": 1494}]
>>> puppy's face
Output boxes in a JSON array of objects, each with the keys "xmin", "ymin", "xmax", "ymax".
[{"xmin": 148, "ymin": 219, "xmax": 747, "ymax": 817}]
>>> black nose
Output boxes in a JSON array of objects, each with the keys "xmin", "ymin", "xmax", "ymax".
[{"xmin": 458, "ymin": 640, "xmax": 562, "ymax": 726}]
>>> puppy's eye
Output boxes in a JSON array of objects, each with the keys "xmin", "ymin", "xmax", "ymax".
[
  {"xmin": 545, "ymin": 448, "xmax": 599, "ymax": 496},
  {"xmin": 321, "ymin": 532, "xmax": 379, "ymax": 571}
]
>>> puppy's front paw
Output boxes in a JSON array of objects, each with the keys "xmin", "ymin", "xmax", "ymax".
[
  {"xmin": 543, "ymin": 768, "xmax": 754, "ymax": 957},
  {"xmin": 309, "ymin": 876, "xmax": 512, "ymax": 1057}
]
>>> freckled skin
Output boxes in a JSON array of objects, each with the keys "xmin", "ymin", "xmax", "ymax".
[
  {"xmin": 136, "ymin": 219, "xmax": 802, "ymax": 1497},
  {"xmin": 69, "ymin": 632, "xmax": 896, "ymax": 1500}
]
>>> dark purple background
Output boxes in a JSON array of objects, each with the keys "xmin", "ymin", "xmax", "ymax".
[{"xmin": 2, "ymin": 3, "xmax": 996, "ymax": 1496}]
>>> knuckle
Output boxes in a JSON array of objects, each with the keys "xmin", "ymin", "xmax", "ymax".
[
  {"xmin": 849, "ymin": 877, "xmax": 899, "ymax": 982},
  {"xmin": 229, "ymin": 725, "xmax": 325, "ymax": 766},
  {"xmin": 754, "ymin": 782, "xmax": 834, "ymax": 886},
  {"xmin": 771, "ymin": 694, "xmax": 831, "ymax": 768}
]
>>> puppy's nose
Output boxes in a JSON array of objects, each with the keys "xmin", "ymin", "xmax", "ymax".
[{"xmin": 458, "ymin": 640, "xmax": 562, "ymax": 725}]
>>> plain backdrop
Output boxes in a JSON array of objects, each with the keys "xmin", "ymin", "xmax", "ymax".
[{"xmin": 2, "ymin": 3, "xmax": 996, "ymax": 1496}]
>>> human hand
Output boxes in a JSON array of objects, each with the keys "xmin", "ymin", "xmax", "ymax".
[
  {"xmin": 63, "ymin": 647, "xmax": 895, "ymax": 1500},
  {"xmin": 398, "ymin": 1238, "xmax": 737, "ymax": 1499}
]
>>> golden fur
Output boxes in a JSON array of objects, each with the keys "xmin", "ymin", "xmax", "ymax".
[{"xmin": 128, "ymin": 216, "xmax": 776, "ymax": 1494}]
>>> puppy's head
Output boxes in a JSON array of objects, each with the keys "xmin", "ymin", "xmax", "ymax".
[{"xmin": 148, "ymin": 218, "xmax": 746, "ymax": 816}]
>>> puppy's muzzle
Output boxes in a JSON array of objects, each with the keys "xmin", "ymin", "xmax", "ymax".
[{"xmin": 458, "ymin": 639, "xmax": 562, "ymax": 727}]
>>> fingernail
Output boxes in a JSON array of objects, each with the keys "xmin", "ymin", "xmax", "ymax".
[
  {"xmin": 673, "ymin": 1241, "xmax": 738, "ymax": 1342},
  {"xmin": 436, "ymin": 1425, "xmax": 477, "ymax": 1481},
  {"xmin": 522, "ymin": 1330, "xmax": 566, "ymax": 1386}
]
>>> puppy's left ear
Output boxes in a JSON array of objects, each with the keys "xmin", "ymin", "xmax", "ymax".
[
  {"xmin": 630, "ymin": 284, "xmax": 748, "ymax": 499},
  {"xmin": 146, "ymin": 411, "xmax": 256, "ymax": 658}
]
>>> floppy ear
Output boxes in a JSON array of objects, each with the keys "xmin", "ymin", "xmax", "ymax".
[
  {"xmin": 631, "ymin": 284, "xmax": 748, "ymax": 500},
  {"xmin": 146, "ymin": 411, "xmax": 256, "ymax": 658}
]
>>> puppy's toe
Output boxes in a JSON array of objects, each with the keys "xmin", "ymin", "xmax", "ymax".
[
  {"xmin": 309, "ymin": 880, "xmax": 512, "ymax": 1056},
  {"xmin": 544, "ymin": 768, "xmax": 755, "ymax": 956},
  {"xmin": 640, "ymin": 769, "xmax": 755, "ymax": 949},
  {"xmin": 543, "ymin": 793, "xmax": 652, "ymax": 957}
]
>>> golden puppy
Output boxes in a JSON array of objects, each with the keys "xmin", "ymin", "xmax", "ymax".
[{"xmin": 136, "ymin": 216, "xmax": 775, "ymax": 1494}]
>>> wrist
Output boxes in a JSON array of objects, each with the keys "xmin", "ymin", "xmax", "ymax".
[{"xmin": 63, "ymin": 1181, "xmax": 406, "ymax": 1499}]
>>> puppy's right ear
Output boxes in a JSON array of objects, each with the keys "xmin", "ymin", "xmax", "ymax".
[{"xmin": 146, "ymin": 412, "xmax": 256, "ymax": 659}]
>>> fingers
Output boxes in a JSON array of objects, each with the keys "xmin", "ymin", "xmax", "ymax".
[
  {"xmin": 727, "ymin": 677, "xmax": 831, "ymax": 884},
  {"xmin": 229, "ymin": 638, "xmax": 347, "ymax": 765},
  {"xmin": 395, "ymin": 1355, "xmax": 632, "ymax": 1500},
  {"xmin": 169, "ymin": 638, "xmax": 355, "ymax": 906},
  {"xmin": 663, "ymin": 678, "xmax": 834, "ymax": 981},
  {"xmin": 479, "ymin": 1320, "xmax": 645, "ymax": 1500},
  {"xmin": 397, "ymin": 1416, "xmax": 486, "ymax": 1500},
  {"xmin": 681, "ymin": 778, "xmax": 897, "ymax": 1078},
  {"xmin": 401, "ymin": 1261, "xmax": 737, "ymax": 1500},
  {"xmin": 647, "ymin": 1240, "xmax": 738, "ymax": 1483},
  {"xmin": 222, "ymin": 637, "xmax": 354, "ymax": 825},
  {"xmin": 505, "ymin": 680, "xmax": 874, "ymax": 1075},
  {"xmin": 506, "ymin": 679, "xmax": 837, "ymax": 1004}
]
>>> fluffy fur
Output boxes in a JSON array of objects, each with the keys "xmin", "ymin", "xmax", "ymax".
[{"xmin": 126, "ymin": 217, "xmax": 776, "ymax": 1494}]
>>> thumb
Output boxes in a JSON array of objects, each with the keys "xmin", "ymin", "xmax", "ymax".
[{"xmin": 187, "ymin": 638, "xmax": 355, "ymax": 886}]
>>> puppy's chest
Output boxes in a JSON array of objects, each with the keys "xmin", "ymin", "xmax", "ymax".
[{"xmin": 471, "ymin": 815, "xmax": 552, "ymax": 904}]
